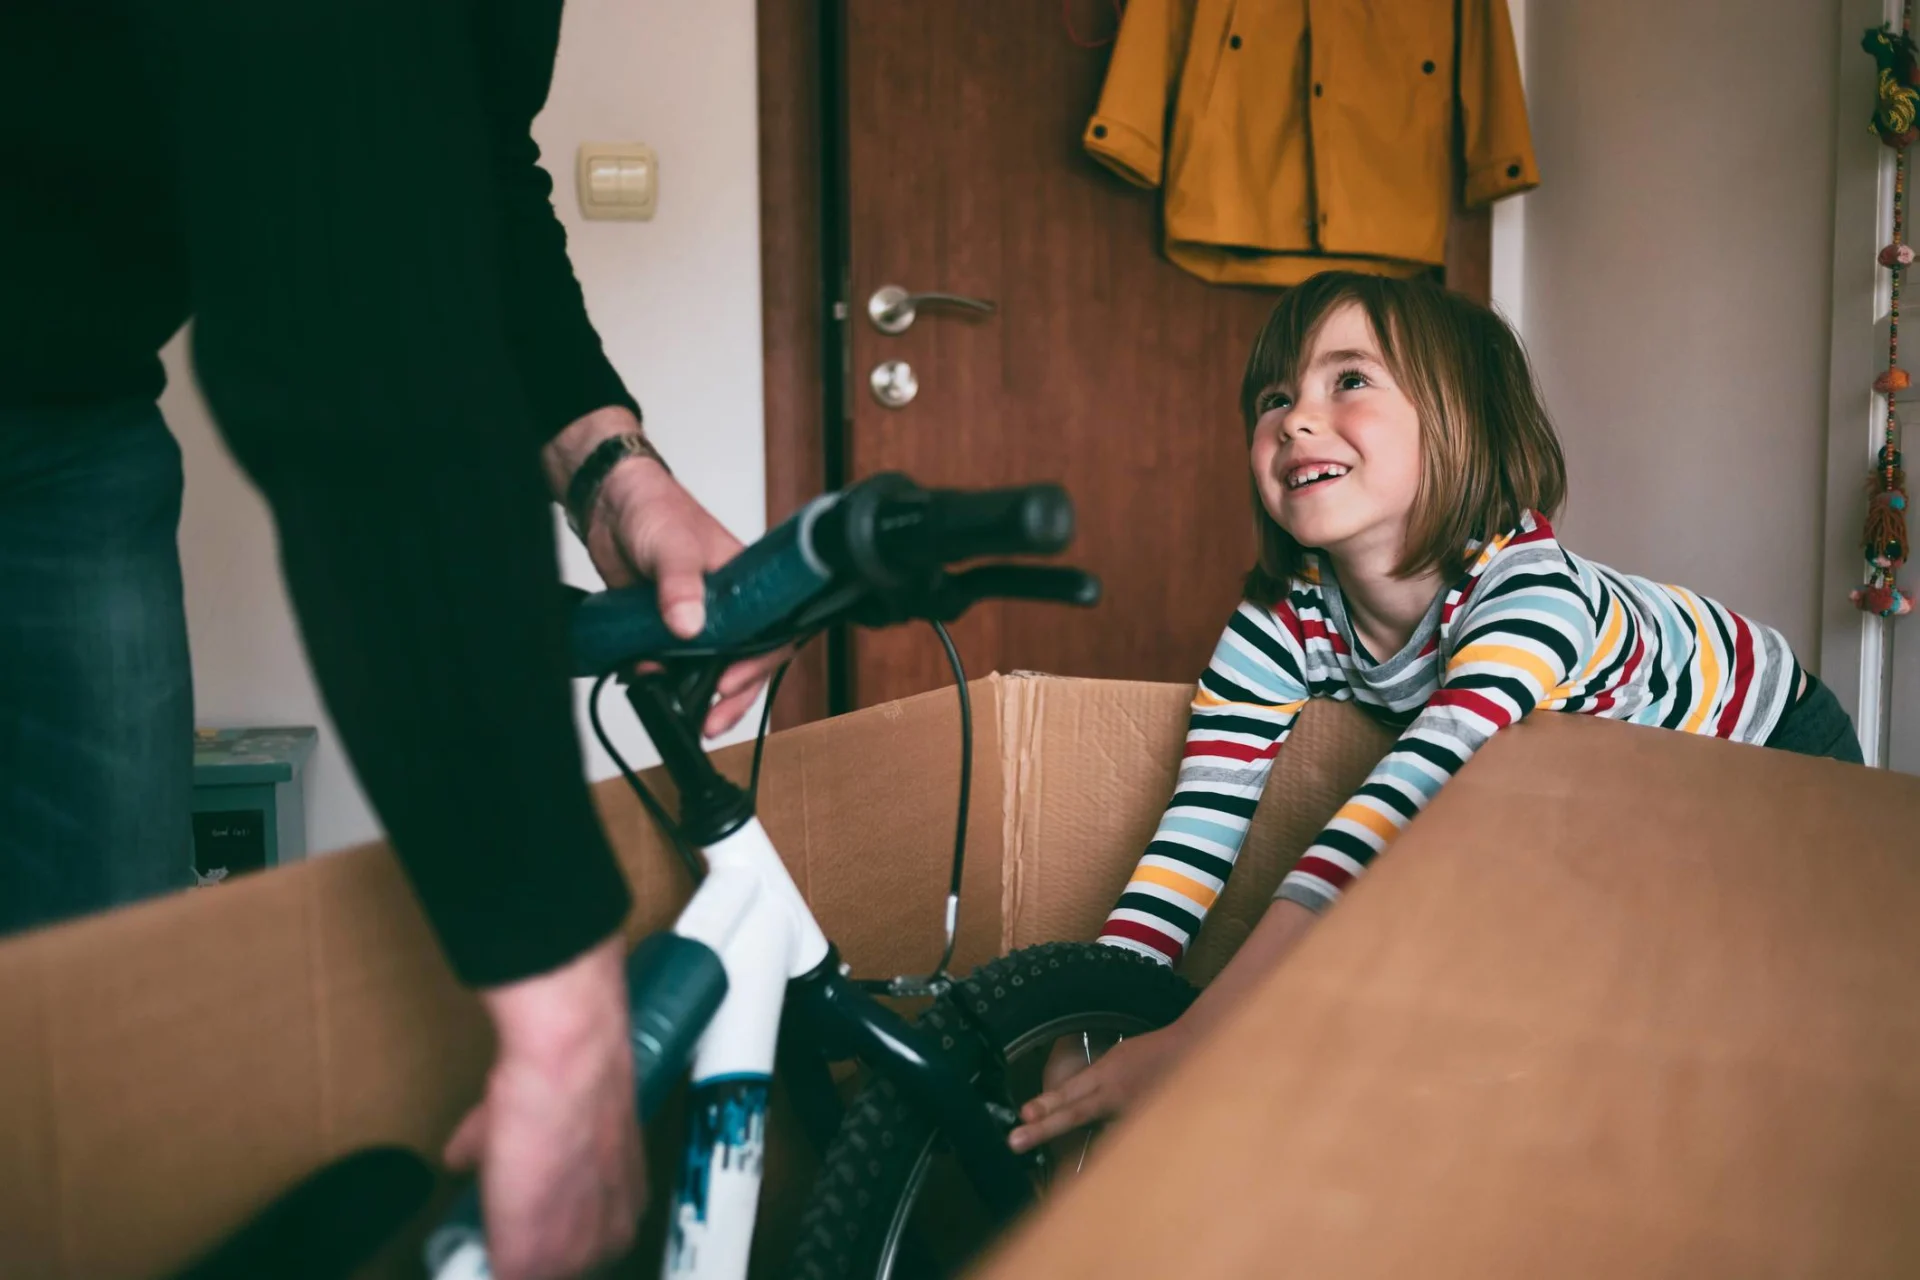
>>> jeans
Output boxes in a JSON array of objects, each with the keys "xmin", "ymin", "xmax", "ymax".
[
  {"xmin": 0, "ymin": 399, "xmax": 194, "ymax": 936},
  {"xmin": 1764, "ymin": 674, "xmax": 1867, "ymax": 765}
]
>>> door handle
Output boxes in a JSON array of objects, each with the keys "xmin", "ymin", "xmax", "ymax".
[{"xmin": 867, "ymin": 284, "xmax": 997, "ymax": 335}]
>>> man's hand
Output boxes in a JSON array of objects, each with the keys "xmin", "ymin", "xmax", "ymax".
[
  {"xmin": 543, "ymin": 407, "xmax": 783, "ymax": 737},
  {"xmin": 1006, "ymin": 1023, "xmax": 1194, "ymax": 1154},
  {"xmin": 445, "ymin": 935, "xmax": 644, "ymax": 1280}
]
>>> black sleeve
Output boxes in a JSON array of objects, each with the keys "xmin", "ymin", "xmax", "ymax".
[
  {"xmin": 139, "ymin": 0, "xmax": 632, "ymax": 987},
  {"xmin": 470, "ymin": 0, "xmax": 641, "ymax": 441}
]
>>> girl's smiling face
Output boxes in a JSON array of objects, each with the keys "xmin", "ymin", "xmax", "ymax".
[{"xmin": 1248, "ymin": 301, "xmax": 1424, "ymax": 571}]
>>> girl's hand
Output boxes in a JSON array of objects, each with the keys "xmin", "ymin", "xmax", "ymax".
[{"xmin": 1007, "ymin": 1023, "xmax": 1194, "ymax": 1154}]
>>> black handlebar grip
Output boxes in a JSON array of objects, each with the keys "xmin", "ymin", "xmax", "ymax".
[{"xmin": 920, "ymin": 484, "xmax": 1074, "ymax": 561}]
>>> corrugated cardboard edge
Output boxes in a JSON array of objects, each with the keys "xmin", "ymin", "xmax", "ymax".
[{"xmin": 994, "ymin": 672, "xmax": 1038, "ymax": 956}]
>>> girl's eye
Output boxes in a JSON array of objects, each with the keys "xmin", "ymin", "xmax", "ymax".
[
  {"xmin": 1335, "ymin": 369, "xmax": 1369, "ymax": 391},
  {"xmin": 1256, "ymin": 389, "xmax": 1292, "ymax": 413}
]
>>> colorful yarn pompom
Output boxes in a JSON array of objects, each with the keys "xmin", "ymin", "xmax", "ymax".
[
  {"xmin": 1865, "ymin": 22, "xmax": 1920, "ymax": 83},
  {"xmin": 1867, "ymin": 491, "xmax": 1909, "ymax": 567},
  {"xmin": 1867, "ymin": 24, "xmax": 1920, "ymax": 142},
  {"xmin": 1851, "ymin": 583, "xmax": 1915, "ymax": 616},
  {"xmin": 1875, "ymin": 367, "xmax": 1912, "ymax": 394},
  {"xmin": 1864, "ymin": 447, "xmax": 1911, "ymax": 569},
  {"xmin": 1882, "ymin": 242, "xmax": 1917, "ymax": 267},
  {"xmin": 1878, "ymin": 68, "xmax": 1920, "ymax": 145}
]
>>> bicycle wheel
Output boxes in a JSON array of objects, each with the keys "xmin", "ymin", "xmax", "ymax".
[{"xmin": 787, "ymin": 941, "xmax": 1195, "ymax": 1280}]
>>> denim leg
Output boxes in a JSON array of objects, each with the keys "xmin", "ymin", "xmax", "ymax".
[
  {"xmin": 1764, "ymin": 676, "xmax": 1867, "ymax": 766},
  {"xmin": 0, "ymin": 401, "xmax": 195, "ymax": 936}
]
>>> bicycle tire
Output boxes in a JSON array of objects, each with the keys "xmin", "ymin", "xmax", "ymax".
[{"xmin": 787, "ymin": 941, "xmax": 1195, "ymax": 1280}]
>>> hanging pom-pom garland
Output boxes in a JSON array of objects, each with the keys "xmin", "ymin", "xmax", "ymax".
[
  {"xmin": 1866, "ymin": 23, "xmax": 1920, "ymax": 143},
  {"xmin": 1852, "ymin": 581, "xmax": 1913, "ymax": 616},
  {"xmin": 1855, "ymin": 15, "xmax": 1918, "ymax": 618}
]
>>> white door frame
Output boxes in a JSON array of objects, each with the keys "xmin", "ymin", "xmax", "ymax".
[{"xmin": 1822, "ymin": 0, "xmax": 1906, "ymax": 766}]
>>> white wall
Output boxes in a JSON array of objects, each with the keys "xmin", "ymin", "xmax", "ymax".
[
  {"xmin": 1488, "ymin": 0, "xmax": 1529, "ymax": 333},
  {"xmin": 1518, "ymin": 0, "xmax": 1840, "ymax": 663},
  {"xmin": 168, "ymin": 0, "xmax": 767, "ymax": 853}
]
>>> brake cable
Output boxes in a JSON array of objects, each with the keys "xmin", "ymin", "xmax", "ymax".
[
  {"xmin": 591, "ymin": 611, "xmax": 975, "ymax": 1002},
  {"xmin": 866, "ymin": 619, "xmax": 971, "ymax": 1000}
]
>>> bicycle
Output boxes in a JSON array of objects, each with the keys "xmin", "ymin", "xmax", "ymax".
[{"xmin": 173, "ymin": 472, "xmax": 1196, "ymax": 1280}]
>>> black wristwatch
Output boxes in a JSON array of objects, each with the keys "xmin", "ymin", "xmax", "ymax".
[{"xmin": 564, "ymin": 431, "xmax": 671, "ymax": 539}]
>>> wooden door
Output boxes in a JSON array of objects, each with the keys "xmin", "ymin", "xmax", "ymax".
[
  {"xmin": 839, "ymin": 2, "xmax": 1274, "ymax": 708},
  {"xmin": 762, "ymin": 3, "xmax": 1492, "ymax": 715}
]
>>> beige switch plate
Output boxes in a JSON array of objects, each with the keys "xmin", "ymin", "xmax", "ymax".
[{"xmin": 577, "ymin": 143, "xmax": 657, "ymax": 220}]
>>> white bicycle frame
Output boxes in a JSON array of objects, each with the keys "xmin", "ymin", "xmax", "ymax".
[
  {"xmin": 429, "ymin": 817, "xmax": 830, "ymax": 1280},
  {"xmin": 659, "ymin": 817, "xmax": 830, "ymax": 1280}
]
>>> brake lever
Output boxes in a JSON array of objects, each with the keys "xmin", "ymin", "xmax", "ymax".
[
  {"xmin": 946, "ymin": 565, "xmax": 1101, "ymax": 610},
  {"xmin": 788, "ymin": 582, "xmax": 869, "ymax": 634},
  {"xmin": 849, "ymin": 565, "xmax": 1101, "ymax": 628}
]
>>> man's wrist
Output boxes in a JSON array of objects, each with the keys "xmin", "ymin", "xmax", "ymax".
[
  {"xmin": 540, "ymin": 406, "xmax": 648, "ymax": 499},
  {"xmin": 564, "ymin": 433, "xmax": 672, "ymax": 541},
  {"xmin": 482, "ymin": 933, "xmax": 627, "ymax": 1065},
  {"xmin": 542, "ymin": 406, "xmax": 675, "ymax": 541}
]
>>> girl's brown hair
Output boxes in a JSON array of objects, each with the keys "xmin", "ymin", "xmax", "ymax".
[{"xmin": 1240, "ymin": 272, "xmax": 1566, "ymax": 607}]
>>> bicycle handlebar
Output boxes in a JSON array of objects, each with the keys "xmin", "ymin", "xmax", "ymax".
[{"xmin": 568, "ymin": 474, "xmax": 1080, "ymax": 676}]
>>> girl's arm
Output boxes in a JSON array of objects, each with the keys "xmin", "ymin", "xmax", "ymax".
[
  {"xmin": 1011, "ymin": 552, "xmax": 1596, "ymax": 1152},
  {"xmin": 1275, "ymin": 549, "xmax": 1595, "ymax": 914},
  {"xmin": 1097, "ymin": 603, "xmax": 1314, "ymax": 965}
]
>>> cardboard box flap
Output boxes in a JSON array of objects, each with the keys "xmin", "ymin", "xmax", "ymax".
[
  {"xmin": 974, "ymin": 713, "xmax": 1920, "ymax": 1278},
  {"xmin": 0, "ymin": 833, "xmax": 491, "ymax": 1280},
  {"xmin": 0, "ymin": 678, "xmax": 1009, "ymax": 1280},
  {"xmin": 994, "ymin": 673, "xmax": 1395, "ymax": 982}
]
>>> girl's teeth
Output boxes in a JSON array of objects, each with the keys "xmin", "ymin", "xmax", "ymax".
[{"xmin": 1289, "ymin": 465, "xmax": 1349, "ymax": 489}]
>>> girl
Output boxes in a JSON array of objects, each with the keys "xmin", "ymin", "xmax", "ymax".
[{"xmin": 1008, "ymin": 271, "xmax": 1863, "ymax": 1155}]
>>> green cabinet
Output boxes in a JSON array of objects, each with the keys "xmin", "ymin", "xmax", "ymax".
[{"xmin": 190, "ymin": 727, "xmax": 317, "ymax": 884}]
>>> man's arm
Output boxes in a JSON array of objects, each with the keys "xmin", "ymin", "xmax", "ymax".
[
  {"xmin": 469, "ymin": 0, "xmax": 640, "ymax": 447},
  {"xmin": 465, "ymin": 2, "xmax": 783, "ymax": 735},
  {"xmin": 141, "ymin": 5, "xmax": 649, "ymax": 1274},
  {"xmin": 145, "ymin": 0, "xmax": 628, "ymax": 988}
]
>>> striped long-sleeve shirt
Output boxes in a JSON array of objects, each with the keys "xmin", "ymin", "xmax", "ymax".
[{"xmin": 1100, "ymin": 512, "xmax": 1801, "ymax": 965}]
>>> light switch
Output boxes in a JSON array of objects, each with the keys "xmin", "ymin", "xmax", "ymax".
[{"xmin": 577, "ymin": 143, "xmax": 657, "ymax": 220}]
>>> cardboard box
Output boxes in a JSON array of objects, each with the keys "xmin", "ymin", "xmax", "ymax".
[
  {"xmin": 7, "ymin": 673, "xmax": 1913, "ymax": 1278},
  {"xmin": 974, "ymin": 711, "xmax": 1920, "ymax": 1278},
  {"xmin": 0, "ymin": 673, "xmax": 1391, "ymax": 1278}
]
